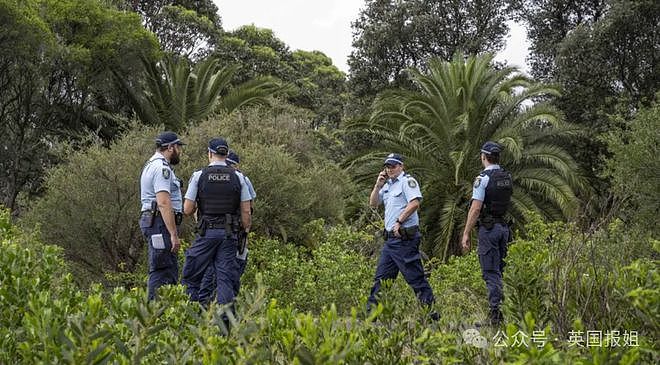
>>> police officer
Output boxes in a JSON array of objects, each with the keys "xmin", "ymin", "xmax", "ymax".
[
  {"xmin": 197, "ymin": 150, "xmax": 256, "ymax": 302},
  {"xmin": 139, "ymin": 131, "xmax": 185, "ymax": 300},
  {"xmin": 367, "ymin": 153, "xmax": 437, "ymax": 319},
  {"xmin": 181, "ymin": 138, "xmax": 252, "ymax": 311},
  {"xmin": 461, "ymin": 141, "xmax": 513, "ymax": 326}
]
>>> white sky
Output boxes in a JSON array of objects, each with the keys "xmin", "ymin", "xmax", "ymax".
[{"xmin": 214, "ymin": 0, "xmax": 530, "ymax": 75}]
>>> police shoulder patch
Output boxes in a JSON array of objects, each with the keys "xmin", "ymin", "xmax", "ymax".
[
  {"xmin": 473, "ymin": 176, "xmax": 481, "ymax": 188},
  {"xmin": 162, "ymin": 168, "xmax": 170, "ymax": 179},
  {"xmin": 407, "ymin": 178, "xmax": 418, "ymax": 188}
]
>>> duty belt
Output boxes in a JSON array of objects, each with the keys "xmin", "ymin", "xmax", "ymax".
[
  {"xmin": 141, "ymin": 210, "xmax": 183, "ymax": 226},
  {"xmin": 383, "ymin": 225, "xmax": 419, "ymax": 240}
]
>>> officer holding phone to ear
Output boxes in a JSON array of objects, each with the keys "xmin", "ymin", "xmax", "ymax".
[{"xmin": 367, "ymin": 153, "xmax": 437, "ymax": 320}]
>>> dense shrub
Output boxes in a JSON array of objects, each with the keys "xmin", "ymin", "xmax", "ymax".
[
  {"xmin": 504, "ymin": 213, "xmax": 658, "ymax": 346},
  {"xmin": 21, "ymin": 124, "xmax": 161, "ymax": 285},
  {"xmin": 2, "ymin": 211, "xmax": 657, "ymax": 363},
  {"xmin": 21, "ymin": 102, "xmax": 355, "ymax": 284},
  {"xmin": 604, "ymin": 97, "xmax": 660, "ymax": 232}
]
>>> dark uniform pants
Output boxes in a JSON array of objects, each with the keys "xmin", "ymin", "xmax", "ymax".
[
  {"xmin": 139, "ymin": 215, "xmax": 179, "ymax": 301},
  {"xmin": 368, "ymin": 233, "xmax": 435, "ymax": 306},
  {"xmin": 198, "ymin": 252, "xmax": 248, "ymax": 302},
  {"xmin": 477, "ymin": 223, "xmax": 510, "ymax": 310},
  {"xmin": 182, "ymin": 228, "xmax": 238, "ymax": 305}
]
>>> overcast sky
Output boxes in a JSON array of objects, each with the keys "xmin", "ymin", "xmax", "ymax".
[{"xmin": 214, "ymin": 0, "xmax": 530, "ymax": 74}]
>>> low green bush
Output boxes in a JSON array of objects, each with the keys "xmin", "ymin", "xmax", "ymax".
[{"xmin": 3, "ymin": 209, "xmax": 657, "ymax": 363}]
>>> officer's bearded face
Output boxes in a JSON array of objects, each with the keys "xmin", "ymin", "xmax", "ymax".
[{"xmin": 169, "ymin": 145, "xmax": 181, "ymax": 165}]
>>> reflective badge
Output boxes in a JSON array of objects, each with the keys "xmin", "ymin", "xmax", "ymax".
[
  {"xmin": 408, "ymin": 178, "xmax": 417, "ymax": 188},
  {"xmin": 473, "ymin": 177, "xmax": 481, "ymax": 188},
  {"xmin": 162, "ymin": 168, "xmax": 170, "ymax": 179}
]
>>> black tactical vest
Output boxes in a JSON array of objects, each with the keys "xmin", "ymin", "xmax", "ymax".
[
  {"xmin": 480, "ymin": 168, "xmax": 513, "ymax": 218},
  {"xmin": 196, "ymin": 165, "xmax": 241, "ymax": 217}
]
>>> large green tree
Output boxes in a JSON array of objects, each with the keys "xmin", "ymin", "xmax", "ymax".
[
  {"xmin": 513, "ymin": 0, "xmax": 607, "ymax": 81},
  {"xmin": 214, "ymin": 25, "xmax": 347, "ymax": 128},
  {"xmin": 125, "ymin": 0, "xmax": 222, "ymax": 59},
  {"xmin": 0, "ymin": 0, "xmax": 158, "ymax": 213},
  {"xmin": 523, "ymin": 0, "xmax": 659, "ymax": 198},
  {"xmin": 348, "ymin": 0, "xmax": 513, "ymax": 99},
  {"xmin": 347, "ymin": 53, "xmax": 586, "ymax": 259}
]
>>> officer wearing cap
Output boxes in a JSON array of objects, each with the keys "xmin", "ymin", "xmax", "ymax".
[
  {"xmin": 181, "ymin": 139, "xmax": 252, "ymax": 316},
  {"xmin": 197, "ymin": 150, "xmax": 256, "ymax": 302},
  {"xmin": 367, "ymin": 153, "xmax": 437, "ymax": 318},
  {"xmin": 139, "ymin": 131, "xmax": 185, "ymax": 300},
  {"xmin": 461, "ymin": 141, "xmax": 513, "ymax": 326}
]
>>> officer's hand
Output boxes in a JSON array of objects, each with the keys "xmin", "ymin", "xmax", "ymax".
[
  {"xmin": 171, "ymin": 235, "xmax": 181, "ymax": 253},
  {"xmin": 393, "ymin": 222, "xmax": 402, "ymax": 237},
  {"xmin": 376, "ymin": 171, "xmax": 387, "ymax": 187},
  {"xmin": 461, "ymin": 235, "xmax": 471, "ymax": 254}
]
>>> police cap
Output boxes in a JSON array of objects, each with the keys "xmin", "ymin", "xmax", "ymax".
[
  {"xmin": 208, "ymin": 138, "xmax": 229, "ymax": 155},
  {"xmin": 384, "ymin": 153, "xmax": 404, "ymax": 166},
  {"xmin": 227, "ymin": 151, "xmax": 240, "ymax": 165},
  {"xmin": 480, "ymin": 141, "xmax": 502, "ymax": 155},
  {"xmin": 155, "ymin": 131, "xmax": 185, "ymax": 147}
]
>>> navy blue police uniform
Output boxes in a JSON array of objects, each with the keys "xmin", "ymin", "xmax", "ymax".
[
  {"xmin": 139, "ymin": 131, "xmax": 185, "ymax": 300},
  {"xmin": 181, "ymin": 139, "xmax": 251, "ymax": 306},
  {"xmin": 367, "ymin": 154, "xmax": 435, "ymax": 310},
  {"xmin": 198, "ymin": 151, "xmax": 256, "ymax": 302},
  {"xmin": 471, "ymin": 141, "xmax": 513, "ymax": 323}
]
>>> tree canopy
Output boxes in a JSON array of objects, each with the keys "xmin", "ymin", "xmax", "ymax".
[{"xmin": 348, "ymin": 0, "xmax": 513, "ymax": 98}]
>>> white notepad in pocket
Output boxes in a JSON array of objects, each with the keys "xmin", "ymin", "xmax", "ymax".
[{"xmin": 151, "ymin": 234, "xmax": 166, "ymax": 249}]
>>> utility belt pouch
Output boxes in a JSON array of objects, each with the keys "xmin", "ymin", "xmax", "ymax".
[
  {"xmin": 146, "ymin": 201, "xmax": 157, "ymax": 227},
  {"xmin": 398, "ymin": 225, "xmax": 419, "ymax": 240},
  {"xmin": 224, "ymin": 213, "xmax": 232, "ymax": 239}
]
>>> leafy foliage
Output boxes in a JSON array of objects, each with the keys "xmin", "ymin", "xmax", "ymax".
[
  {"xmin": 3, "ymin": 209, "xmax": 658, "ymax": 363},
  {"xmin": 603, "ymin": 98, "xmax": 660, "ymax": 232},
  {"xmin": 126, "ymin": 0, "xmax": 222, "ymax": 59},
  {"xmin": 118, "ymin": 55, "xmax": 282, "ymax": 131},
  {"xmin": 22, "ymin": 103, "xmax": 353, "ymax": 284},
  {"xmin": 348, "ymin": 53, "xmax": 586, "ymax": 259},
  {"xmin": 0, "ymin": 0, "xmax": 159, "ymax": 212},
  {"xmin": 348, "ymin": 0, "xmax": 513, "ymax": 98},
  {"xmin": 516, "ymin": 0, "xmax": 659, "ymax": 201},
  {"xmin": 214, "ymin": 25, "xmax": 348, "ymax": 128}
]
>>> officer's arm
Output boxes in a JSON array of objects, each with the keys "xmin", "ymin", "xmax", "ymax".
[
  {"xmin": 156, "ymin": 191, "xmax": 178, "ymax": 238},
  {"xmin": 183, "ymin": 199, "xmax": 196, "ymax": 216},
  {"xmin": 398, "ymin": 198, "xmax": 420, "ymax": 222},
  {"xmin": 240, "ymin": 201, "xmax": 251, "ymax": 231},
  {"xmin": 462, "ymin": 199, "xmax": 483, "ymax": 238}
]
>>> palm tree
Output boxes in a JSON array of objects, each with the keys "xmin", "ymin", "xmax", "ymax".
[
  {"xmin": 347, "ymin": 53, "xmax": 587, "ymax": 260},
  {"xmin": 118, "ymin": 55, "xmax": 281, "ymax": 131}
]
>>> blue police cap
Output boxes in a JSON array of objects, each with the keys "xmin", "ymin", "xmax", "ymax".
[
  {"xmin": 480, "ymin": 141, "xmax": 502, "ymax": 155},
  {"xmin": 208, "ymin": 138, "xmax": 229, "ymax": 155},
  {"xmin": 155, "ymin": 131, "xmax": 185, "ymax": 147},
  {"xmin": 383, "ymin": 153, "xmax": 404, "ymax": 166},
  {"xmin": 227, "ymin": 151, "xmax": 240, "ymax": 165}
]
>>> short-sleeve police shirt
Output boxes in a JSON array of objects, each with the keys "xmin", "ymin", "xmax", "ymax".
[
  {"xmin": 378, "ymin": 172, "xmax": 422, "ymax": 231},
  {"xmin": 140, "ymin": 152, "xmax": 183, "ymax": 212},
  {"xmin": 185, "ymin": 161, "xmax": 252, "ymax": 203},
  {"xmin": 471, "ymin": 164, "xmax": 501, "ymax": 202}
]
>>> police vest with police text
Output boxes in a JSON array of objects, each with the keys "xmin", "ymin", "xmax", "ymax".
[
  {"xmin": 196, "ymin": 165, "xmax": 241, "ymax": 217},
  {"xmin": 480, "ymin": 168, "xmax": 513, "ymax": 218}
]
